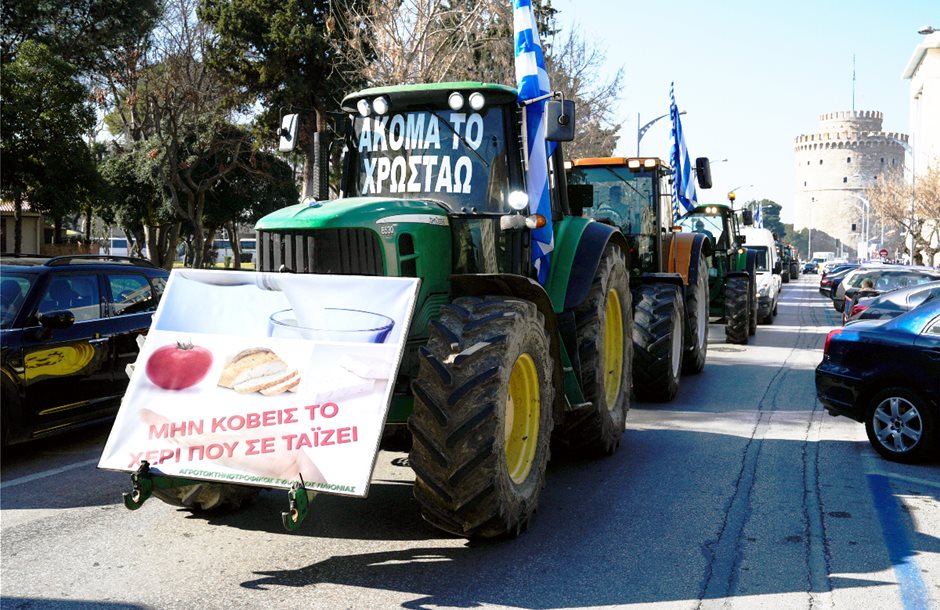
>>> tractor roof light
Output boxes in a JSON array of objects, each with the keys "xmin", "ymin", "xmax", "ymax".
[
  {"xmin": 627, "ymin": 159, "xmax": 642, "ymax": 169},
  {"xmin": 448, "ymin": 92, "xmax": 465, "ymax": 111},
  {"xmin": 372, "ymin": 95, "xmax": 390, "ymax": 115},
  {"xmin": 356, "ymin": 99, "xmax": 371, "ymax": 117},
  {"xmin": 469, "ymin": 92, "xmax": 486, "ymax": 111},
  {"xmin": 643, "ymin": 158, "xmax": 658, "ymax": 168}
]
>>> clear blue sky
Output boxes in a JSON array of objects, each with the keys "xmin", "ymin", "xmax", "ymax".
[{"xmin": 551, "ymin": 0, "xmax": 935, "ymax": 223}]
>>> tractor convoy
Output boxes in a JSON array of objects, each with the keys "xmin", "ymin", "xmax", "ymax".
[{"xmin": 117, "ymin": 81, "xmax": 788, "ymax": 539}]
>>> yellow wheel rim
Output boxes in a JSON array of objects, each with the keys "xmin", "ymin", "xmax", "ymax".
[
  {"xmin": 603, "ymin": 288, "xmax": 624, "ymax": 408},
  {"xmin": 505, "ymin": 353, "xmax": 540, "ymax": 485}
]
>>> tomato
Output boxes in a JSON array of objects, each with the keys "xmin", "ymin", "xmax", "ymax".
[{"xmin": 145, "ymin": 341, "xmax": 213, "ymax": 390}]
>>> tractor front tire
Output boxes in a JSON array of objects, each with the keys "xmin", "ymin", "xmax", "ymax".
[
  {"xmin": 633, "ymin": 283, "xmax": 683, "ymax": 402},
  {"xmin": 682, "ymin": 253, "xmax": 709, "ymax": 374},
  {"xmin": 409, "ymin": 296, "xmax": 555, "ymax": 539},
  {"xmin": 725, "ymin": 276, "xmax": 749, "ymax": 345},
  {"xmin": 152, "ymin": 484, "xmax": 260, "ymax": 513},
  {"xmin": 557, "ymin": 245, "xmax": 632, "ymax": 455}
]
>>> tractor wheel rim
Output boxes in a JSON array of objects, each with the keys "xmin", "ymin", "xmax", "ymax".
[
  {"xmin": 505, "ymin": 353, "xmax": 540, "ymax": 484},
  {"xmin": 670, "ymin": 312, "xmax": 682, "ymax": 378},
  {"xmin": 603, "ymin": 288, "xmax": 624, "ymax": 408},
  {"xmin": 872, "ymin": 396, "xmax": 922, "ymax": 453}
]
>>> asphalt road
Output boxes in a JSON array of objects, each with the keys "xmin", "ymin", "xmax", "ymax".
[{"xmin": 2, "ymin": 275, "xmax": 938, "ymax": 610}]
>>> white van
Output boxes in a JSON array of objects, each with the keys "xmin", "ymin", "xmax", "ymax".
[{"xmin": 741, "ymin": 227, "xmax": 782, "ymax": 324}]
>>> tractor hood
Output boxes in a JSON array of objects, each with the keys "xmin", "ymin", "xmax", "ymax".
[{"xmin": 254, "ymin": 196, "xmax": 449, "ymax": 232}]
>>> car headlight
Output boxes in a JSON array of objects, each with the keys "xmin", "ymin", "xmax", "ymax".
[{"xmin": 758, "ymin": 285, "xmax": 768, "ymax": 297}]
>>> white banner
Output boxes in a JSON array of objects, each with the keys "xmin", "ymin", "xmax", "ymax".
[{"xmin": 99, "ymin": 270, "xmax": 420, "ymax": 498}]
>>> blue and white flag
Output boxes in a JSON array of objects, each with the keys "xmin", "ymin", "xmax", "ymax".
[
  {"xmin": 514, "ymin": 0, "xmax": 555, "ymax": 285},
  {"xmin": 670, "ymin": 82, "xmax": 697, "ymax": 223},
  {"xmin": 755, "ymin": 204, "xmax": 763, "ymax": 228}
]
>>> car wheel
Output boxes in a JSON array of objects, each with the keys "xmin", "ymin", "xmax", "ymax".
[{"xmin": 865, "ymin": 388, "xmax": 937, "ymax": 463}]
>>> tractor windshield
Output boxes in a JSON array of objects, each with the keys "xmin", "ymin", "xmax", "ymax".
[
  {"xmin": 677, "ymin": 213, "xmax": 725, "ymax": 248},
  {"xmin": 347, "ymin": 108, "xmax": 511, "ymax": 213},
  {"xmin": 567, "ymin": 166, "xmax": 656, "ymax": 236}
]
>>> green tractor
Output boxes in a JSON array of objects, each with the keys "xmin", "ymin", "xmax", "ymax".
[
  {"xmin": 675, "ymin": 198, "xmax": 758, "ymax": 345},
  {"xmin": 566, "ymin": 156, "xmax": 712, "ymax": 402},
  {"xmin": 139, "ymin": 83, "xmax": 634, "ymax": 539}
]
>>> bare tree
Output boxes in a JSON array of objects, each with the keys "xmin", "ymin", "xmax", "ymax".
[
  {"xmin": 865, "ymin": 163, "xmax": 940, "ymax": 265},
  {"xmin": 338, "ymin": 0, "xmax": 621, "ymax": 156},
  {"xmin": 140, "ymin": 0, "xmax": 249, "ymax": 268}
]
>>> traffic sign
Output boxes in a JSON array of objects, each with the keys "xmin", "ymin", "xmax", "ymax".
[{"xmin": 879, "ymin": 248, "xmax": 888, "ymax": 257}]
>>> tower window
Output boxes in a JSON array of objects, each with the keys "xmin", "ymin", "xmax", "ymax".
[
  {"xmin": 847, "ymin": 156, "xmax": 851, "ymax": 163},
  {"xmin": 804, "ymin": 181, "xmax": 807, "ymax": 186},
  {"xmin": 881, "ymin": 158, "xmax": 885, "ymax": 163},
  {"xmin": 819, "ymin": 159, "xmax": 823, "ymax": 165},
  {"xmin": 843, "ymin": 177, "xmax": 847, "ymax": 183}
]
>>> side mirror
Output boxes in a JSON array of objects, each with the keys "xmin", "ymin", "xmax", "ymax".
[
  {"xmin": 545, "ymin": 100, "xmax": 576, "ymax": 142},
  {"xmin": 39, "ymin": 310, "xmax": 75, "ymax": 329},
  {"xmin": 567, "ymin": 184, "xmax": 593, "ymax": 216},
  {"xmin": 735, "ymin": 234, "xmax": 747, "ymax": 246},
  {"xmin": 742, "ymin": 210, "xmax": 754, "ymax": 225},
  {"xmin": 695, "ymin": 157, "xmax": 712, "ymax": 189},
  {"xmin": 278, "ymin": 114, "xmax": 298, "ymax": 152}
]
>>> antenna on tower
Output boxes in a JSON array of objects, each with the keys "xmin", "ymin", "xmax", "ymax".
[{"xmin": 852, "ymin": 54, "xmax": 856, "ymax": 111}]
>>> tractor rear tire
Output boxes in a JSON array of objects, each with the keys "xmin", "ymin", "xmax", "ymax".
[
  {"xmin": 633, "ymin": 283, "xmax": 683, "ymax": 402},
  {"xmin": 682, "ymin": 253, "xmax": 708, "ymax": 375},
  {"xmin": 152, "ymin": 484, "xmax": 260, "ymax": 513},
  {"xmin": 725, "ymin": 276, "xmax": 749, "ymax": 345},
  {"xmin": 557, "ymin": 244, "xmax": 631, "ymax": 455},
  {"xmin": 409, "ymin": 296, "xmax": 554, "ymax": 539},
  {"xmin": 747, "ymin": 278, "xmax": 758, "ymax": 336}
]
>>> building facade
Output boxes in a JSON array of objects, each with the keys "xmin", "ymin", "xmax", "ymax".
[{"xmin": 793, "ymin": 111, "xmax": 907, "ymax": 255}]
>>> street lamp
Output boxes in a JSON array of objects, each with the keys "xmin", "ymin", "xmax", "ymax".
[{"xmin": 637, "ymin": 111, "xmax": 685, "ymax": 156}]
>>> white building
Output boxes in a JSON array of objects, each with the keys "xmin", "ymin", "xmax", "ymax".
[{"xmin": 902, "ymin": 29, "xmax": 940, "ymax": 266}]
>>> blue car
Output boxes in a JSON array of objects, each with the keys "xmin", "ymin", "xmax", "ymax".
[{"xmin": 816, "ymin": 299, "xmax": 940, "ymax": 463}]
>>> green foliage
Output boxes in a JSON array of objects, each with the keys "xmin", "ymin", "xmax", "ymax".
[
  {"xmin": 745, "ymin": 198, "xmax": 785, "ymax": 240},
  {"xmin": 1, "ymin": 40, "xmax": 97, "ymax": 221},
  {"xmin": 1, "ymin": 0, "xmax": 162, "ymax": 72}
]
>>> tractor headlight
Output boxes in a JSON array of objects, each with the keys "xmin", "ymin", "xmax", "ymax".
[
  {"xmin": 448, "ymin": 92, "xmax": 465, "ymax": 111},
  {"xmin": 372, "ymin": 95, "xmax": 390, "ymax": 115},
  {"xmin": 468, "ymin": 92, "xmax": 485, "ymax": 111},
  {"xmin": 356, "ymin": 99, "xmax": 371, "ymax": 117},
  {"xmin": 508, "ymin": 190, "xmax": 529, "ymax": 211}
]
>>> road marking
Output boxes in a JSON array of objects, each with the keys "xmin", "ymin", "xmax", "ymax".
[
  {"xmin": 0, "ymin": 458, "xmax": 100, "ymax": 490},
  {"xmin": 867, "ymin": 473, "xmax": 931, "ymax": 610}
]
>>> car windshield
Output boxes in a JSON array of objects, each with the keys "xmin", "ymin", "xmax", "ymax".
[
  {"xmin": 347, "ymin": 107, "xmax": 511, "ymax": 213},
  {"xmin": 1, "ymin": 273, "xmax": 36, "ymax": 328},
  {"xmin": 749, "ymin": 246, "xmax": 770, "ymax": 271},
  {"xmin": 567, "ymin": 165, "xmax": 657, "ymax": 235}
]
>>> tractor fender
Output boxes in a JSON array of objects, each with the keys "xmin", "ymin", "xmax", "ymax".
[
  {"xmin": 662, "ymin": 231, "xmax": 711, "ymax": 286},
  {"xmin": 449, "ymin": 273, "xmax": 566, "ymax": 418},
  {"xmin": 545, "ymin": 219, "xmax": 629, "ymax": 312}
]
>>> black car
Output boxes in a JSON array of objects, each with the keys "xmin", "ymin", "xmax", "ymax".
[
  {"xmin": 816, "ymin": 299, "xmax": 940, "ymax": 463},
  {"xmin": 1, "ymin": 254, "xmax": 168, "ymax": 448},
  {"xmin": 803, "ymin": 261, "xmax": 818, "ymax": 274},
  {"xmin": 845, "ymin": 280, "xmax": 940, "ymax": 324}
]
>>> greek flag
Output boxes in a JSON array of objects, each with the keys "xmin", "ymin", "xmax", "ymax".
[
  {"xmin": 755, "ymin": 204, "xmax": 763, "ymax": 228},
  {"xmin": 514, "ymin": 0, "xmax": 555, "ymax": 284},
  {"xmin": 670, "ymin": 82, "xmax": 697, "ymax": 222}
]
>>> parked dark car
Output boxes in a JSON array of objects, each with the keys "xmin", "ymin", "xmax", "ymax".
[
  {"xmin": 833, "ymin": 265, "xmax": 940, "ymax": 313},
  {"xmin": 844, "ymin": 280, "xmax": 940, "ymax": 324},
  {"xmin": 816, "ymin": 299, "xmax": 940, "ymax": 463},
  {"xmin": 819, "ymin": 264, "xmax": 859, "ymax": 298},
  {"xmin": 1, "ymin": 254, "xmax": 168, "ymax": 448}
]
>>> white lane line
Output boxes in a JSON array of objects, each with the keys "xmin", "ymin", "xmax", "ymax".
[{"xmin": 0, "ymin": 458, "xmax": 100, "ymax": 490}]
